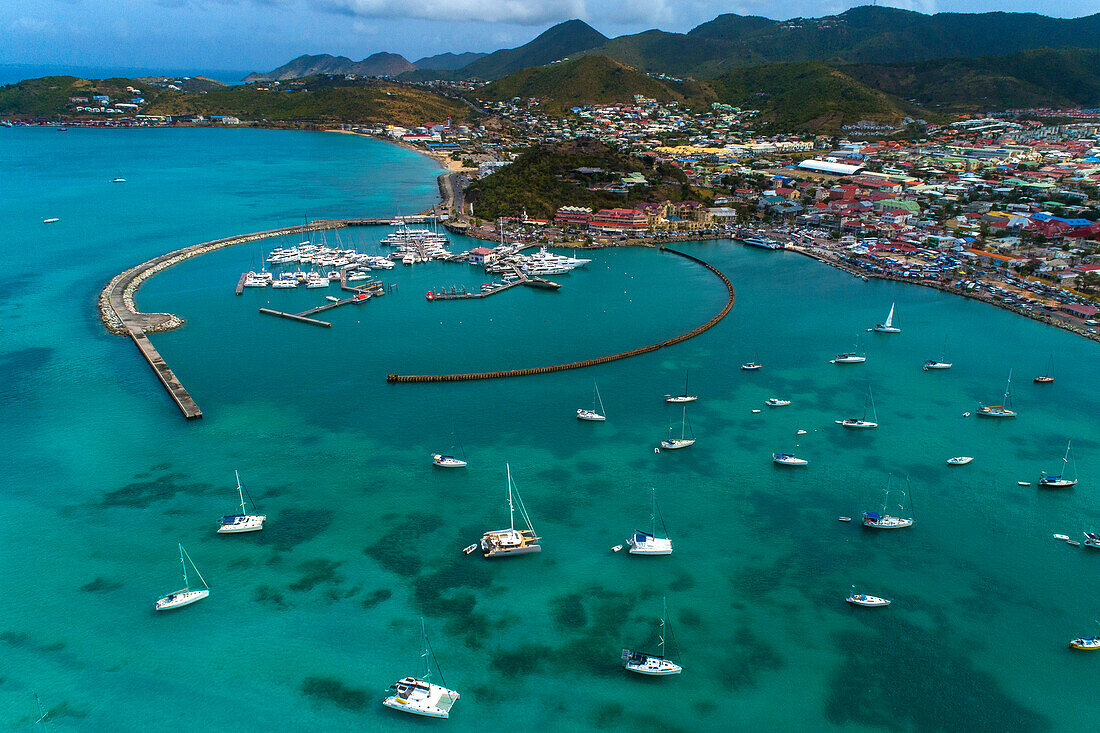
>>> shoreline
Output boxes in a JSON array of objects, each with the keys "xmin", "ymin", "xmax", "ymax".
[{"xmin": 325, "ymin": 128, "xmax": 474, "ymax": 173}]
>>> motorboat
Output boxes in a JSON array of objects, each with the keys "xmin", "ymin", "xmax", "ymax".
[
  {"xmin": 217, "ymin": 471, "xmax": 266, "ymax": 533},
  {"xmin": 773, "ymin": 453, "xmax": 808, "ymax": 466},
  {"xmin": 765, "ymin": 398, "xmax": 791, "ymax": 407},
  {"xmin": 155, "ymin": 543, "xmax": 209, "ymax": 611},
  {"xmin": 479, "ymin": 465, "xmax": 540, "ymax": 558},
  {"xmin": 846, "ymin": 593, "xmax": 891, "ymax": 607},
  {"xmin": 1069, "ymin": 636, "xmax": 1100, "ymax": 650},
  {"xmin": 946, "ymin": 456, "xmax": 974, "ymax": 465}
]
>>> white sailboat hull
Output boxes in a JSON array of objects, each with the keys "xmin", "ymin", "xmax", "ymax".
[
  {"xmin": 661, "ymin": 438, "xmax": 695, "ymax": 450},
  {"xmin": 665, "ymin": 396, "xmax": 696, "ymax": 403},
  {"xmin": 924, "ymin": 361, "xmax": 952, "ymax": 370},
  {"xmin": 837, "ymin": 419, "xmax": 877, "ymax": 429},
  {"xmin": 155, "ymin": 588, "xmax": 209, "ymax": 611},
  {"xmin": 382, "ymin": 679, "xmax": 459, "ymax": 719},
  {"xmin": 847, "ymin": 594, "xmax": 891, "ymax": 607},
  {"xmin": 432, "ymin": 454, "xmax": 467, "ymax": 468},
  {"xmin": 217, "ymin": 515, "xmax": 266, "ymax": 533},
  {"xmin": 576, "ymin": 410, "xmax": 606, "ymax": 421},
  {"xmin": 873, "ymin": 325, "xmax": 901, "ymax": 333}
]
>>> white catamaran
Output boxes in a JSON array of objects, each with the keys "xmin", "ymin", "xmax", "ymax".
[
  {"xmin": 382, "ymin": 618, "xmax": 460, "ymax": 719},
  {"xmin": 1039, "ymin": 440, "xmax": 1078, "ymax": 488},
  {"xmin": 155, "ymin": 543, "xmax": 209, "ymax": 611},
  {"xmin": 627, "ymin": 488, "xmax": 673, "ymax": 555},
  {"xmin": 478, "ymin": 464, "xmax": 541, "ymax": 558},
  {"xmin": 872, "ymin": 302, "xmax": 901, "ymax": 333},
  {"xmin": 623, "ymin": 597, "xmax": 682, "ymax": 676},
  {"xmin": 217, "ymin": 471, "xmax": 266, "ymax": 533},
  {"xmin": 577, "ymin": 380, "xmax": 607, "ymax": 421},
  {"xmin": 661, "ymin": 405, "xmax": 696, "ymax": 450}
]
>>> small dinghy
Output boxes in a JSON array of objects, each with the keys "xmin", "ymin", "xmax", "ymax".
[
  {"xmin": 1067, "ymin": 541, "xmax": 1081, "ymax": 547},
  {"xmin": 751, "ymin": 409, "xmax": 761, "ymax": 414},
  {"xmin": 838, "ymin": 516, "xmax": 852, "ymax": 523},
  {"xmin": 462, "ymin": 544, "xmax": 478, "ymax": 555},
  {"xmin": 1018, "ymin": 481, "xmax": 1031, "ymax": 486},
  {"xmin": 947, "ymin": 456, "xmax": 974, "ymax": 465},
  {"xmin": 1053, "ymin": 534, "xmax": 1070, "ymax": 541},
  {"xmin": 611, "ymin": 545, "xmax": 624, "ymax": 553},
  {"xmin": 847, "ymin": 593, "xmax": 891, "ymax": 607}
]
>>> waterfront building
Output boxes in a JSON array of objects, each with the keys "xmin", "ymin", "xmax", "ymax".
[
  {"xmin": 554, "ymin": 206, "xmax": 592, "ymax": 228},
  {"xmin": 590, "ymin": 208, "xmax": 647, "ymax": 233}
]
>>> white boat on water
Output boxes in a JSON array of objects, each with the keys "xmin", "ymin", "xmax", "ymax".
[
  {"xmin": 623, "ymin": 598, "xmax": 682, "ymax": 676},
  {"xmin": 478, "ymin": 464, "xmax": 540, "ymax": 558},
  {"xmin": 773, "ymin": 452, "xmax": 808, "ymax": 466},
  {"xmin": 665, "ymin": 370, "xmax": 697, "ymax": 403},
  {"xmin": 837, "ymin": 384, "xmax": 878, "ymax": 429},
  {"xmin": 382, "ymin": 619, "xmax": 460, "ymax": 718},
  {"xmin": 847, "ymin": 592, "xmax": 891, "ymax": 607},
  {"xmin": 1038, "ymin": 440, "xmax": 1078, "ymax": 488},
  {"xmin": 765, "ymin": 398, "xmax": 791, "ymax": 407},
  {"xmin": 155, "ymin": 543, "xmax": 209, "ymax": 611},
  {"xmin": 660, "ymin": 405, "xmax": 695, "ymax": 450},
  {"xmin": 862, "ymin": 482, "xmax": 914, "ymax": 529},
  {"xmin": 946, "ymin": 456, "xmax": 974, "ymax": 465},
  {"xmin": 924, "ymin": 336, "xmax": 952, "ymax": 370},
  {"xmin": 43, "ymin": 217, "xmax": 60, "ymax": 224},
  {"xmin": 976, "ymin": 370, "xmax": 1017, "ymax": 418},
  {"xmin": 577, "ymin": 380, "xmax": 606, "ymax": 421},
  {"xmin": 872, "ymin": 302, "xmax": 901, "ymax": 333},
  {"xmin": 831, "ymin": 335, "xmax": 867, "ymax": 364},
  {"xmin": 1084, "ymin": 532, "xmax": 1100, "ymax": 549},
  {"xmin": 432, "ymin": 426, "xmax": 468, "ymax": 468},
  {"xmin": 627, "ymin": 488, "xmax": 673, "ymax": 555},
  {"xmin": 217, "ymin": 470, "xmax": 266, "ymax": 533},
  {"xmin": 741, "ymin": 352, "xmax": 762, "ymax": 370}
]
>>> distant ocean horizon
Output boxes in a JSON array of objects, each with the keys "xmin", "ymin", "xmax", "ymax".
[{"xmin": 0, "ymin": 63, "xmax": 251, "ymax": 85}]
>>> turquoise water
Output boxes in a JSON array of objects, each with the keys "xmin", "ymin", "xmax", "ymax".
[{"xmin": 2, "ymin": 127, "xmax": 1098, "ymax": 731}]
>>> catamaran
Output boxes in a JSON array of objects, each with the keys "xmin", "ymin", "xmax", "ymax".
[
  {"xmin": 382, "ymin": 618, "xmax": 460, "ymax": 718},
  {"xmin": 862, "ymin": 481, "xmax": 914, "ymax": 529},
  {"xmin": 627, "ymin": 488, "xmax": 673, "ymax": 555},
  {"xmin": 577, "ymin": 380, "xmax": 607, "ymax": 421},
  {"xmin": 217, "ymin": 470, "xmax": 266, "ymax": 533},
  {"xmin": 837, "ymin": 384, "xmax": 878, "ymax": 428},
  {"xmin": 1038, "ymin": 440, "xmax": 1078, "ymax": 488},
  {"xmin": 665, "ymin": 370, "xmax": 697, "ymax": 403},
  {"xmin": 872, "ymin": 302, "xmax": 901, "ymax": 333},
  {"xmin": 924, "ymin": 336, "xmax": 952, "ymax": 370},
  {"xmin": 660, "ymin": 405, "xmax": 696, "ymax": 450},
  {"xmin": 432, "ymin": 426, "xmax": 468, "ymax": 468},
  {"xmin": 623, "ymin": 597, "xmax": 682, "ymax": 676},
  {"xmin": 1034, "ymin": 354, "xmax": 1055, "ymax": 383},
  {"xmin": 478, "ymin": 464, "xmax": 541, "ymax": 558},
  {"xmin": 155, "ymin": 543, "xmax": 209, "ymax": 611},
  {"xmin": 977, "ymin": 370, "xmax": 1017, "ymax": 418}
]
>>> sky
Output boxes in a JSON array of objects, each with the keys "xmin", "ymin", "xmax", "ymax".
[{"xmin": 1, "ymin": 0, "xmax": 1096, "ymax": 78}]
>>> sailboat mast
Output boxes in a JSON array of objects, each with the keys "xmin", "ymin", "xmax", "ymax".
[
  {"xmin": 178, "ymin": 543, "xmax": 189, "ymax": 590},
  {"xmin": 651, "ymin": 488, "xmax": 657, "ymax": 536},
  {"xmin": 506, "ymin": 464, "xmax": 515, "ymax": 531},
  {"xmin": 420, "ymin": 617, "xmax": 431, "ymax": 682},
  {"xmin": 236, "ymin": 470, "xmax": 246, "ymax": 515},
  {"xmin": 1005, "ymin": 370, "xmax": 1013, "ymax": 403},
  {"xmin": 658, "ymin": 597, "xmax": 667, "ymax": 655},
  {"xmin": 681, "ymin": 406, "xmax": 687, "ymax": 439}
]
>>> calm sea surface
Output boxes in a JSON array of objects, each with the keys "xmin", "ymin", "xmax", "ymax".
[{"xmin": 1, "ymin": 127, "xmax": 1098, "ymax": 731}]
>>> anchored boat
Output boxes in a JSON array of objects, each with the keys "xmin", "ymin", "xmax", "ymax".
[
  {"xmin": 872, "ymin": 302, "xmax": 901, "ymax": 333},
  {"xmin": 627, "ymin": 488, "xmax": 673, "ymax": 555},
  {"xmin": 665, "ymin": 370, "xmax": 697, "ymax": 403},
  {"xmin": 623, "ymin": 598, "xmax": 682, "ymax": 676},
  {"xmin": 977, "ymin": 370, "xmax": 1017, "ymax": 418},
  {"xmin": 847, "ymin": 592, "xmax": 891, "ymax": 607},
  {"xmin": 1038, "ymin": 440, "xmax": 1078, "ymax": 488},
  {"xmin": 1034, "ymin": 354, "xmax": 1055, "ymax": 384},
  {"xmin": 155, "ymin": 543, "xmax": 209, "ymax": 611},
  {"xmin": 217, "ymin": 470, "xmax": 266, "ymax": 533},
  {"xmin": 661, "ymin": 405, "xmax": 696, "ymax": 450},
  {"xmin": 837, "ymin": 384, "xmax": 878, "ymax": 429},
  {"xmin": 382, "ymin": 619, "xmax": 460, "ymax": 718},
  {"xmin": 478, "ymin": 464, "xmax": 541, "ymax": 558},
  {"xmin": 862, "ymin": 480, "xmax": 914, "ymax": 529},
  {"xmin": 577, "ymin": 380, "xmax": 607, "ymax": 421}
]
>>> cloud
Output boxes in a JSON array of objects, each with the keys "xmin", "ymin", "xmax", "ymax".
[
  {"xmin": 11, "ymin": 16, "xmax": 50, "ymax": 33},
  {"xmin": 317, "ymin": 0, "xmax": 585, "ymax": 25}
]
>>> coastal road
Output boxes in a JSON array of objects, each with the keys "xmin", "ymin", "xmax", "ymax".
[{"xmin": 438, "ymin": 171, "xmax": 466, "ymax": 220}]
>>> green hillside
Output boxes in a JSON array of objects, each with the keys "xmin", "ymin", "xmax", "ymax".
[
  {"xmin": 465, "ymin": 139, "xmax": 709, "ymax": 221},
  {"xmin": 844, "ymin": 47, "xmax": 1100, "ymax": 111},
  {"xmin": 460, "ymin": 20, "xmax": 608, "ymax": 80},
  {"xmin": 0, "ymin": 76, "xmax": 217, "ymax": 117},
  {"xmin": 478, "ymin": 56, "xmax": 712, "ymax": 112}
]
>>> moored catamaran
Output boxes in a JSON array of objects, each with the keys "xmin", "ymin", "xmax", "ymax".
[
  {"xmin": 382, "ymin": 618, "xmax": 460, "ymax": 718},
  {"xmin": 626, "ymin": 487, "xmax": 673, "ymax": 555},
  {"xmin": 478, "ymin": 464, "xmax": 541, "ymax": 558}
]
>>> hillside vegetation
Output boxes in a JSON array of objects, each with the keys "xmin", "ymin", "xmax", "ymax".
[
  {"xmin": 0, "ymin": 76, "xmax": 221, "ymax": 117},
  {"xmin": 479, "ymin": 56, "xmax": 712, "ymax": 112},
  {"xmin": 466, "ymin": 139, "xmax": 710, "ymax": 221}
]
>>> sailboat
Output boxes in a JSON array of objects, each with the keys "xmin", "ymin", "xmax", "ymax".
[
  {"xmin": 976, "ymin": 370, "xmax": 1017, "ymax": 418},
  {"xmin": 623, "ymin": 597, "xmax": 682, "ymax": 676},
  {"xmin": 660, "ymin": 405, "xmax": 696, "ymax": 450},
  {"xmin": 846, "ymin": 586, "xmax": 891, "ymax": 607},
  {"xmin": 837, "ymin": 384, "xmax": 878, "ymax": 428},
  {"xmin": 478, "ymin": 464, "xmax": 541, "ymax": 558},
  {"xmin": 627, "ymin": 488, "xmax": 673, "ymax": 555},
  {"xmin": 872, "ymin": 302, "xmax": 901, "ymax": 333},
  {"xmin": 862, "ymin": 480, "xmax": 914, "ymax": 529},
  {"xmin": 1038, "ymin": 440, "xmax": 1078, "ymax": 488},
  {"xmin": 831, "ymin": 334, "xmax": 867, "ymax": 364},
  {"xmin": 665, "ymin": 370, "xmax": 697, "ymax": 403},
  {"xmin": 924, "ymin": 336, "xmax": 952, "ymax": 370},
  {"xmin": 382, "ymin": 618, "xmax": 461, "ymax": 718},
  {"xmin": 1034, "ymin": 355, "xmax": 1055, "ymax": 384},
  {"xmin": 741, "ymin": 352, "xmax": 762, "ymax": 371},
  {"xmin": 155, "ymin": 543, "xmax": 209, "ymax": 611},
  {"xmin": 432, "ymin": 426, "xmax": 468, "ymax": 468},
  {"xmin": 217, "ymin": 470, "xmax": 266, "ymax": 533},
  {"xmin": 577, "ymin": 380, "xmax": 607, "ymax": 421},
  {"xmin": 773, "ymin": 452, "xmax": 808, "ymax": 466}
]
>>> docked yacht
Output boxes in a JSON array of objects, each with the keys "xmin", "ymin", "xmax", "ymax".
[
  {"xmin": 217, "ymin": 471, "xmax": 266, "ymax": 533},
  {"xmin": 478, "ymin": 465, "xmax": 540, "ymax": 558}
]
